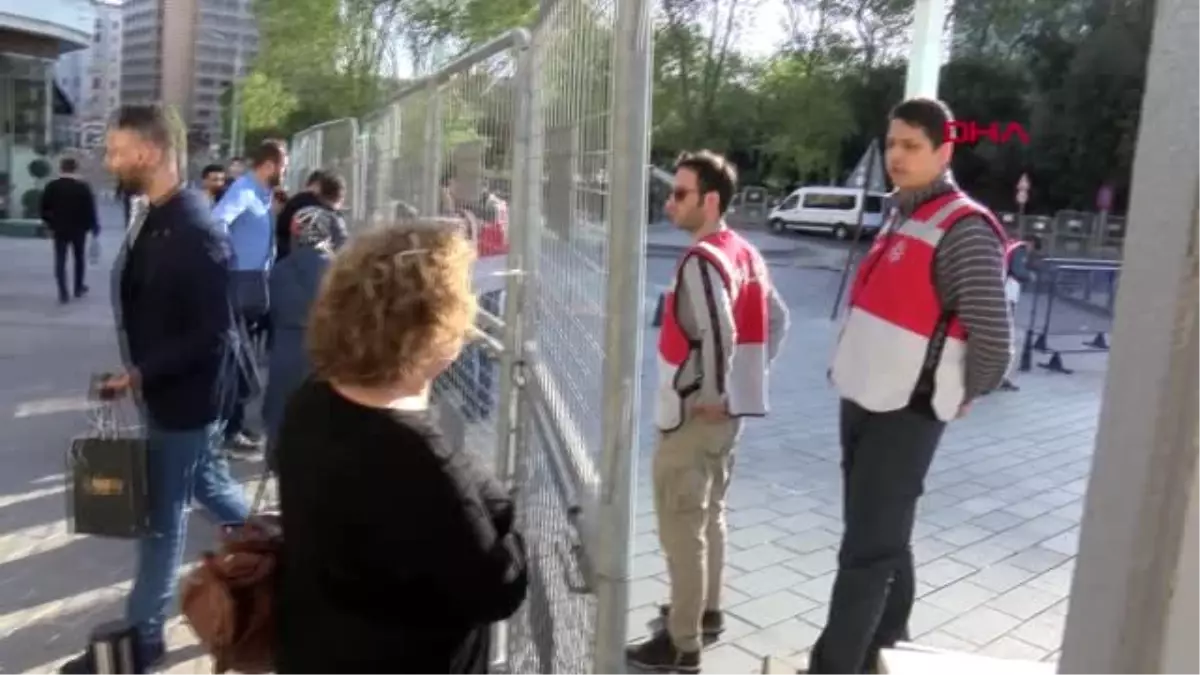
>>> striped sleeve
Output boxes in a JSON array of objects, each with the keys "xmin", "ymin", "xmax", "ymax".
[{"xmin": 934, "ymin": 216, "xmax": 1014, "ymax": 401}]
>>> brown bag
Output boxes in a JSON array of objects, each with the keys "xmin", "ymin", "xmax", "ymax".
[{"xmin": 181, "ymin": 477, "xmax": 281, "ymax": 674}]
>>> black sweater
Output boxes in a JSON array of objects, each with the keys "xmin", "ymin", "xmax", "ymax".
[
  {"xmin": 117, "ymin": 189, "xmax": 236, "ymax": 429},
  {"xmin": 275, "ymin": 380, "xmax": 528, "ymax": 673}
]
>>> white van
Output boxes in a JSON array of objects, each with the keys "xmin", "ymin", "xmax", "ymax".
[{"xmin": 767, "ymin": 186, "xmax": 888, "ymax": 240}]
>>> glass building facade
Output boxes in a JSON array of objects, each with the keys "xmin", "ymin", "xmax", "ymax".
[{"xmin": 1, "ymin": 55, "xmax": 54, "ymax": 221}]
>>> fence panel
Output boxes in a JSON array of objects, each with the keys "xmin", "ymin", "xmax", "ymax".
[
  {"xmin": 509, "ymin": 0, "xmax": 652, "ymax": 670},
  {"xmin": 359, "ymin": 90, "xmax": 433, "ymax": 227},
  {"xmin": 422, "ymin": 37, "xmax": 529, "ymax": 504},
  {"xmin": 287, "ymin": 117, "xmax": 361, "ymax": 226},
  {"xmin": 283, "ymin": 3, "xmax": 652, "ymax": 668},
  {"xmin": 308, "ymin": 32, "xmax": 536, "ymax": 669}
]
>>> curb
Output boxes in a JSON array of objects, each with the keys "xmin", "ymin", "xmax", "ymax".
[
  {"xmin": 0, "ymin": 220, "xmax": 49, "ymax": 239},
  {"xmin": 645, "ymin": 242, "xmax": 802, "ymax": 261}
]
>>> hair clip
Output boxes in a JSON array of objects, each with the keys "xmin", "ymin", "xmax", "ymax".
[{"xmin": 395, "ymin": 248, "xmax": 430, "ymax": 261}]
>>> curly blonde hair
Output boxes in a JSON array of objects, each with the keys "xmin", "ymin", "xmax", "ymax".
[{"xmin": 307, "ymin": 220, "xmax": 477, "ymax": 387}]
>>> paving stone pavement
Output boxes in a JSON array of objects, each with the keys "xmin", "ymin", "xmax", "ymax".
[
  {"xmin": 0, "ymin": 213, "xmax": 1104, "ymax": 673},
  {"xmin": 627, "ymin": 251, "xmax": 1104, "ymax": 673},
  {"xmin": 0, "ymin": 200, "xmax": 241, "ymax": 673}
]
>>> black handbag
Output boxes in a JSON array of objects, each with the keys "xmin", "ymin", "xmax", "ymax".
[{"xmin": 66, "ymin": 377, "xmax": 152, "ymax": 539}]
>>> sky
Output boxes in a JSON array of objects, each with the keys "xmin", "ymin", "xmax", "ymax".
[{"xmin": 740, "ymin": 0, "xmax": 794, "ymax": 58}]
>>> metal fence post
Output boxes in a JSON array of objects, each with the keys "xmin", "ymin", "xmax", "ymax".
[
  {"xmin": 422, "ymin": 81, "xmax": 443, "ymax": 216},
  {"xmin": 495, "ymin": 32, "xmax": 532, "ymax": 486},
  {"xmin": 593, "ymin": 0, "xmax": 653, "ymax": 668},
  {"xmin": 354, "ymin": 128, "xmax": 369, "ymax": 229},
  {"xmin": 487, "ymin": 33, "xmax": 534, "ymax": 675}
]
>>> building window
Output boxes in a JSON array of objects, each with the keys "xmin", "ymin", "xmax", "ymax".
[{"xmin": 92, "ymin": 76, "xmax": 102, "ymax": 89}]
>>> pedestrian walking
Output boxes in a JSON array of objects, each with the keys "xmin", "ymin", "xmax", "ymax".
[
  {"xmin": 261, "ymin": 206, "xmax": 339, "ymax": 469},
  {"xmin": 211, "ymin": 140, "xmax": 289, "ymax": 454},
  {"xmin": 813, "ymin": 98, "xmax": 1014, "ymax": 674},
  {"xmin": 59, "ymin": 103, "xmax": 249, "ymax": 674},
  {"xmin": 200, "ymin": 163, "xmax": 226, "ymax": 204},
  {"xmin": 39, "ymin": 156, "xmax": 99, "ymax": 303},
  {"xmin": 274, "ymin": 169, "xmax": 350, "ymax": 259},
  {"xmin": 1000, "ymin": 235, "xmax": 1037, "ymax": 391},
  {"xmin": 625, "ymin": 150, "xmax": 790, "ymax": 674}
]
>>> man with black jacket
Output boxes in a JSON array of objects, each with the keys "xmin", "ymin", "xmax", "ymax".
[
  {"xmin": 274, "ymin": 169, "xmax": 349, "ymax": 259},
  {"xmin": 58, "ymin": 104, "xmax": 250, "ymax": 674},
  {"xmin": 40, "ymin": 156, "xmax": 99, "ymax": 303}
]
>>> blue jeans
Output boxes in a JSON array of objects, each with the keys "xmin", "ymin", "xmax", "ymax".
[
  {"xmin": 466, "ymin": 291, "xmax": 502, "ymax": 418},
  {"xmin": 125, "ymin": 421, "xmax": 249, "ymax": 648}
]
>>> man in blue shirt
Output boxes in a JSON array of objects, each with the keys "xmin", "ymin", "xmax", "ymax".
[{"xmin": 212, "ymin": 139, "xmax": 288, "ymax": 452}]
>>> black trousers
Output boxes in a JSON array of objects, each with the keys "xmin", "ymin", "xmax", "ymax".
[
  {"xmin": 53, "ymin": 232, "xmax": 88, "ymax": 300},
  {"xmin": 809, "ymin": 397, "xmax": 946, "ymax": 674}
]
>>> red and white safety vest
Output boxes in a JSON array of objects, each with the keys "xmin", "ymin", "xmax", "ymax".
[
  {"xmin": 478, "ymin": 197, "xmax": 509, "ymax": 258},
  {"xmin": 656, "ymin": 229, "xmax": 771, "ymax": 431},
  {"xmin": 830, "ymin": 191, "xmax": 1010, "ymax": 421}
]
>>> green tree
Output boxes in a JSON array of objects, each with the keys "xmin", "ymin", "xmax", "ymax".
[
  {"xmin": 235, "ymin": 0, "xmax": 398, "ymax": 141},
  {"xmin": 756, "ymin": 55, "xmax": 853, "ymax": 183}
]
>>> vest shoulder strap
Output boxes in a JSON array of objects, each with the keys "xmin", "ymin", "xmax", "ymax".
[
  {"xmin": 687, "ymin": 238, "xmax": 739, "ymax": 288},
  {"xmin": 926, "ymin": 192, "xmax": 1010, "ymax": 245}
]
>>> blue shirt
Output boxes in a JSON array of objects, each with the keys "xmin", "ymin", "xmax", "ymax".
[{"xmin": 212, "ymin": 173, "xmax": 274, "ymax": 271}]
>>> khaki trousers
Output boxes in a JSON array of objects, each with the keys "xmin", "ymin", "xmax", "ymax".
[{"xmin": 654, "ymin": 415, "xmax": 741, "ymax": 651}]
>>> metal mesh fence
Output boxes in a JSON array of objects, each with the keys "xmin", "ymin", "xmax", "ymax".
[
  {"xmin": 427, "ymin": 45, "xmax": 523, "ymax": 481},
  {"xmin": 508, "ymin": 0, "xmax": 651, "ymax": 671},
  {"xmin": 285, "ymin": 3, "xmax": 651, "ymax": 669},
  {"xmin": 504, "ymin": 1, "xmax": 614, "ymax": 670},
  {"xmin": 1015, "ymin": 259, "xmax": 1118, "ymax": 374},
  {"xmin": 359, "ymin": 91, "xmax": 430, "ymax": 225},
  {"xmin": 287, "ymin": 117, "xmax": 361, "ymax": 227}
]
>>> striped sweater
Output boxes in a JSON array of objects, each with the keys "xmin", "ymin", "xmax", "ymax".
[{"xmin": 894, "ymin": 173, "xmax": 1013, "ymax": 401}]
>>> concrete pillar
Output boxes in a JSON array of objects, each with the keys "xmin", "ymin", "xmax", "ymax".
[
  {"xmin": 903, "ymin": 0, "xmax": 946, "ymax": 98},
  {"xmin": 1057, "ymin": 1, "xmax": 1199, "ymax": 672}
]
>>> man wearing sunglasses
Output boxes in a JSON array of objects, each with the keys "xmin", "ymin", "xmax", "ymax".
[{"xmin": 626, "ymin": 150, "xmax": 790, "ymax": 674}]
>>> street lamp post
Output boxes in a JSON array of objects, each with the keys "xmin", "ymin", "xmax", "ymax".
[
  {"xmin": 904, "ymin": 0, "xmax": 947, "ymax": 98},
  {"xmin": 230, "ymin": 43, "xmax": 243, "ymax": 158}
]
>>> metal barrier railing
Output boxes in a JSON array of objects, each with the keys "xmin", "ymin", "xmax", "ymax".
[
  {"xmin": 288, "ymin": 0, "xmax": 653, "ymax": 667},
  {"xmin": 996, "ymin": 210, "xmax": 1127, "ymax": 259},
  {"xmin": 288, "ymin": 117, "xmax": 362, "ymax": 226},
  {"xmin": 1018, "ymin": 257, "xmax": 1120, "ymax": 374}
]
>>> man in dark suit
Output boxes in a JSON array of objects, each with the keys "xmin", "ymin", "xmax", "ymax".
[
  {"xmin": 40, "ymin": 156, "xmax": 99, "ymax": 303},
  {"xmin": 58, "ymin": 104, "xmax": 250, "ymax": 674}
]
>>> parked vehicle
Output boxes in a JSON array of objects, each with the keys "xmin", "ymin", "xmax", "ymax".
[{"xmin": 767, "ymin": 186, "xmax": 888, "ymax": 240}]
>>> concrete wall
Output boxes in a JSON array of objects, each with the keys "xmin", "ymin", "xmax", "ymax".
[{"xmin": 1057, "ymin": 0, "xmax": 1199, "ymax": 672}]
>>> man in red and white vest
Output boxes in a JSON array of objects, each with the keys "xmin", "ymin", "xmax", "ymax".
[
  {"xmin": 626, "ymin": 150, "xmax": 790, "ymax": 674},
  {"xmin": 811, "ymin": 99, "xmax": 1015, "ymax": 673}
]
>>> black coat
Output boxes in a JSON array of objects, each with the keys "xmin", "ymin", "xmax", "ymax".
[{"xmin": 117, "ymin": 189, "xmax": 240, "ymax": 429}]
